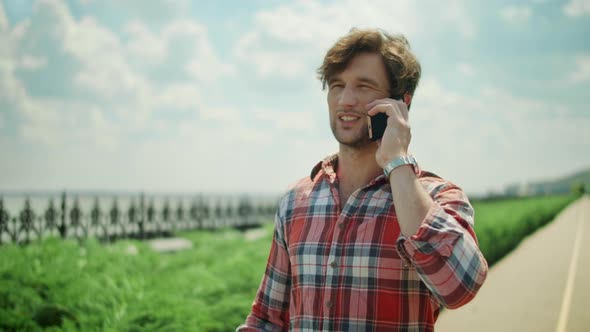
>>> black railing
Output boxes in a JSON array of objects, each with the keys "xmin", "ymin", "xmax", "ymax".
[{"xmin": 0, "ymin": 192, "xmax": 278, "ymax": 245}]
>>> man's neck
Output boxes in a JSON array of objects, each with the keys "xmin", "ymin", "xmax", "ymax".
[{"xmin": 336, "ymin": 143, "xmax": 382, "ymax": 202}]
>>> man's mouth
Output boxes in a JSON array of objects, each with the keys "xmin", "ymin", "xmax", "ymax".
[{"xmin": 339, "ymin": 115, "xmax": 361, "ymax": 122}]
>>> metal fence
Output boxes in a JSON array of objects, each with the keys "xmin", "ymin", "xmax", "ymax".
[{"xmin": 0, "ymin": 192, "xmax": 278, "ymax": 245}]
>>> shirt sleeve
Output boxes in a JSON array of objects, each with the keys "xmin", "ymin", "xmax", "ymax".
[
  {"xmin": 237, "ymin": 197, "xmax": 292, "ymax": 332},
  {"xmin": 395, "ymin": 177, "xmax": 488, "ymax": 309}
]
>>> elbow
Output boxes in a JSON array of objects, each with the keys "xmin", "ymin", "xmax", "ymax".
[
  {"xmin": 440, "ymin": 291, "xmax": 476, "ymax": 310},
  {"xmin": 439, "ymin": 259, "xmax": 489, "ymax": 310}
]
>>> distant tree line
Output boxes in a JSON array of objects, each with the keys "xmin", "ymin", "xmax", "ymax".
[{"xmin": 0, "ymin": 192, "xmax": 278, "ymax": 245}]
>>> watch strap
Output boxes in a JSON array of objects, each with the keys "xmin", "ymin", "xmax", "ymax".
[{"xmin": 383, "ymin": 155, "xmax": 418, "ymax": 178}]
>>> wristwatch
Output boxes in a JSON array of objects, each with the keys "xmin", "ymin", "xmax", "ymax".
[{"xmin": 383, "ymin": 155, "xmax": 419, "ymax": 178}]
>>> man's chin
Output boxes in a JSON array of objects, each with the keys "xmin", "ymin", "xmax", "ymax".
[{"xmin": 334, "ymin": 135, "xmax": 374, "ymax": 149}]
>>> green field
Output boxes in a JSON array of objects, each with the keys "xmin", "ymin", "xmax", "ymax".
[{"xmin": 0, "ymin": 194, "xmax": 580, "ymax": 331}]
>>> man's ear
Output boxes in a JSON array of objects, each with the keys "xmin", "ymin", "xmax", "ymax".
[{"xmin": 403, "ymin": 93, "xmax": 412, "ymax": 109}]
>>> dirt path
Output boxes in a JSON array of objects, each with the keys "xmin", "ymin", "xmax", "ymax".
[{"xmin": 436, "ymin": 195, "xmax": 590, "ymax": 332}]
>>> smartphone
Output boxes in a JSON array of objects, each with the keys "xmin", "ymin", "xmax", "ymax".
[
  {"xmin": 368, "ymin": 112, "xmax": 388, "ymax": 141},
  {"xmin": 367, "ymin": 98, "xmax": 406, "ymax": 141}
]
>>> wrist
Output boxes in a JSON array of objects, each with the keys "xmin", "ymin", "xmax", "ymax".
[
  {"xmin": 383, "ymin": 155, "xmax": 419, "ymax": 179},
  {"xmin": 377, "ymin": 151, "xmax": 407, "ymax": 168}
]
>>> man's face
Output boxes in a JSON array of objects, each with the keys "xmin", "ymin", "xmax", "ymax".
[{"xmin": 327, "ymin": 53, "xmax": 391, "ymax": 149}]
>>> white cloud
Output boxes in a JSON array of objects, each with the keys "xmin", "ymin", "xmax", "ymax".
[
  {"xmin": 161, "ymin": 19, "xmax": 236, "ymax": 81},
  {"xmin": 408, "ymin": 77, "xmax": 590, "ymax": 195},
  {"xmin": 17, "ymin": 0, "xmax": 236, "ymax": 136},
  {"xmin": 440, "ymin": 0, "xmax": 477, "ymax": 39},
  {"xmin": 235, "ymin": 0, "xmax": 479, "ymax": 79},
  {"xmin": 0, "ymin": 0, "xmax": 296, "ymax": 192},
  {"xmin": 500, "ymin": 5, "xmax": 533, "ymax": 22},
  {"xmin": 567, "ymin": 55, "xmax": 590, "ymax": 82},
  {"xmin": 0, "ymin": 2, "xmax": 7, "ymax": 31},
  {"xmin": 19, "ymin": 55, "xmax": 48, "ymax": 70},
  {"xmin": 457, "ymin": 63, "xmax": 475, "ymax": 76},
  {"xmin": 0, "ymin": 19, "xmax": 33, "ymax": 113},
  {"xmin": 564, "ymin": 0, "xmax": 590, "ymax": 17},
  {"xmin": 3, "ymin": 0, "xmax": 587, "ymax": 195},
  {"xmin": 253, "ymin": 109, "xmax": 317, "ymax": 133},
  {"xmin": 150, "ymin": 82, "xmax": 202, "ymax": 111},
  {"xmin": 234, "ymin": 31, "xmax": 308, "ymax": 79},
  {"xmin": 124, "ymin": 21, "xmax": 167, "ymax": 65},
  {"xmin": 235, "ymin": 0, "xmax": 420, "ymax": 79}
]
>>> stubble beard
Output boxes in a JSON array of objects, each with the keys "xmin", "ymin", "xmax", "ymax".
[{"xmin": 330, "ymin": 117, "xmax": 373, "ymax": 150}]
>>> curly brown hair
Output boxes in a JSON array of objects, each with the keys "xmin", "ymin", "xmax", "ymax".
[{"xmin": 317, "ymin": 28, "xmax": 421, "ymax": 103}]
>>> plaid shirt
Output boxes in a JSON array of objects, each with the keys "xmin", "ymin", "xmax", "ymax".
[{"xmin": 238, "ymin": 154, "xmax": 488, "ymax": 331}]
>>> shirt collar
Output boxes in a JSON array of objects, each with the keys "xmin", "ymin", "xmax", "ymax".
[
  {"xmin": 309, "ymin": 153, "xmax": 390, "ymax": 187},
  {"xmin": 310, "ymin": 153, "xmax": 339, "ymax": 183}
]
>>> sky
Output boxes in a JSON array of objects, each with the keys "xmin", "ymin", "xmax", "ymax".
[{"xmin": 0, "ymin": 0, "xmax": 589, "ymax": 197}]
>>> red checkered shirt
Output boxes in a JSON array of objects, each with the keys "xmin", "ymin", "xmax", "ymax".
[{"xmin": 238, "ymin": 154, "xmax": 488, "ymax": 331}]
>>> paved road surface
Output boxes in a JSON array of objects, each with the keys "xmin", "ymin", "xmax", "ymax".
[{"xmin": 436, "ymin": 195, "xmax": 590, "ymax": 332}]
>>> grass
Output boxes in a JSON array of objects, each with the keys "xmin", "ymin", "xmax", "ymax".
[
  {"xmin": 0, "ymin": 194, "xmax": 581, "ymax": 331},
  {"xmin": 0, "ymin": 225, "xmax": 274, "ymax": 332}
]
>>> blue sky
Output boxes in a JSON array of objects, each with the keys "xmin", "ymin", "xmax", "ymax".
[{"xmin": 0, "ymin": 0, "xmax": 589, "ymax": 196}]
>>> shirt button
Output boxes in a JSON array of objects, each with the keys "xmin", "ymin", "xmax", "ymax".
[
  {"xmin": 338, "ymin": 223, "xmax": 345, "ymax": 229},
  {"xmin": 330, "ymin": 261, "xmax": 337, "ymax": 268},
  {"xmin": 326, "ymin": 301, "xmax": 333, "ymax": 308}
]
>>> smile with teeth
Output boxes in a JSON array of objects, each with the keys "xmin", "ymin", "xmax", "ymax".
[{"xmin": 340, "ymin": 115, "xmax": 360, "ymax": 122}]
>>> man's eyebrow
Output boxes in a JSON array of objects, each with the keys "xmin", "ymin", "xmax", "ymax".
[
  {"xmin": 328, "ymin": 77, "xmax": 343, "ymax": 85},
  {"xmin": 357, "ymin": 77, "xmax": 380, "ymax": 87},
  {"xmin": 328, "ymin": 76, "xmax": 381, "ymax": 86}
]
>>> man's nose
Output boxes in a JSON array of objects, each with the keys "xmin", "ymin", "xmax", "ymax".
[{"xmin": 338, "ymin": 86, "xmax": 358, "ymax": 107}]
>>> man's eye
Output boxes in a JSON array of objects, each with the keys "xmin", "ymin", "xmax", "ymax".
[{"xmin": 329, "ymin": 83, "xmax": 344, "ymax": 89}]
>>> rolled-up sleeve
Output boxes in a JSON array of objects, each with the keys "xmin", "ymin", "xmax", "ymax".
[{"xmin": 396, "ymin": 179, "xmax": 488, "ymax": 309}]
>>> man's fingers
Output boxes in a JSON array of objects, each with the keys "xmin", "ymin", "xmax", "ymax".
[
  {"xmin": 366, "ymin": 99, "xmax": 408, "ymax": 118},
  {"xmin": 367, "ymin": 104, "xmax": 390, "ymax": 116},
  {"xmin": 365, "ymin": 98, "xmax": 393, "ymax": 110},
  {"xmin": 367, "ymin": 103, "xmax": 404, "ymax": 120}
]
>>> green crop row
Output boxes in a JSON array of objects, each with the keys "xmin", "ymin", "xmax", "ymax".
[
  {"xmin": 472, "ymin": 194, "xmax": 579, "ymax": 266},
  {"xmin": 0, "ymin": 194, "xmax": 581, "ymax": 331}
]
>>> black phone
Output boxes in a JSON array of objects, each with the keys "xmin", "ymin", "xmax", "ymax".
[
  {"xmin": 368, "ymin": 112, "xmax": 388, "ymax": 141},
  {"xmin": 367, "ymin": 97, "xmax": 407, "ymax": 141}
]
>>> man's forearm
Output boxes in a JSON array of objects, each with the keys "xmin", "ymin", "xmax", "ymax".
[{"xmin": 388, "ymin": 165, "xmax": 435, "ymax": 236}]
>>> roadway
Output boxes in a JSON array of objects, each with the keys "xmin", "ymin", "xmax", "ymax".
[{"xmin": 436, "ymin": 195, "xmax": 590, "ymax": 332}]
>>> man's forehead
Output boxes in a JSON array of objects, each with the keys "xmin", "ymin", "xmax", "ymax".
[{"xmin": 329, "ymin": 71, "xmax": 389, "ymax": 90}]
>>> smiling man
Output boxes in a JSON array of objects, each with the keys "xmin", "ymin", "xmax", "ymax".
[{"xmin": 238, "ymin": 28, "xmax": 488, "ymax": 332}]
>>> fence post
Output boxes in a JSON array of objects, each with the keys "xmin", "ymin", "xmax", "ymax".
[
  {"xmin": 44, "ymin": 198, "xmax": 58, "ymax": 238},
  {"xmin": 238, "ymin": 196, "xmax": 252, "ymax": 228},
  {"xmin": 201, "ymin": 197, "xmax": 209, "ymax": 229},
  {"xmin": 161, "ymin": 199, "xmax": 170, "ymax": 236},
  {"xmin": 59, "ymin": 191, "xmax": 67, "ymax": 239},
  {"xmin": 20, "ymin": 197, "xmax": 35, "ymax": 244},
  {"xmin": 90, "ymin": 197, "xmax": 102, "ymax": 239},
  {"xmin": 139, "ymin": 193, "xmax": 145, "ymax": 239},
  {"xmin": 215, "ymin": 200, "xmax": 223, "ymax": 230},
  {"xmin": 146, "ymin": 199, "xmax": 155, "ymax": 237},
  {"xmin": 128, "ymin": 200, "xmax": 137, "ymax": 239},
  {"xmin": 189, "ymin": 199, "xmax": 199, "ymax": 230},
  {"xmin": 109, "ymin": 198, "xmax": 120, "ymax": 242},
  {"xmin": 70, "ymin": 197, "xmax": 83, "ymax": 241},
  {"xmin": 0, "ymin": 197, "xmax": 6, "ymax": 244},
  {"xmin": 175, "ymin": 201, "xmax": 184, "ymax": 232}
]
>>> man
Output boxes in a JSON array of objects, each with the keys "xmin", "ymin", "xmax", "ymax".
[{"xmin": 238, "ymin": 28, "xmax": 488, "ymax": 332}]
